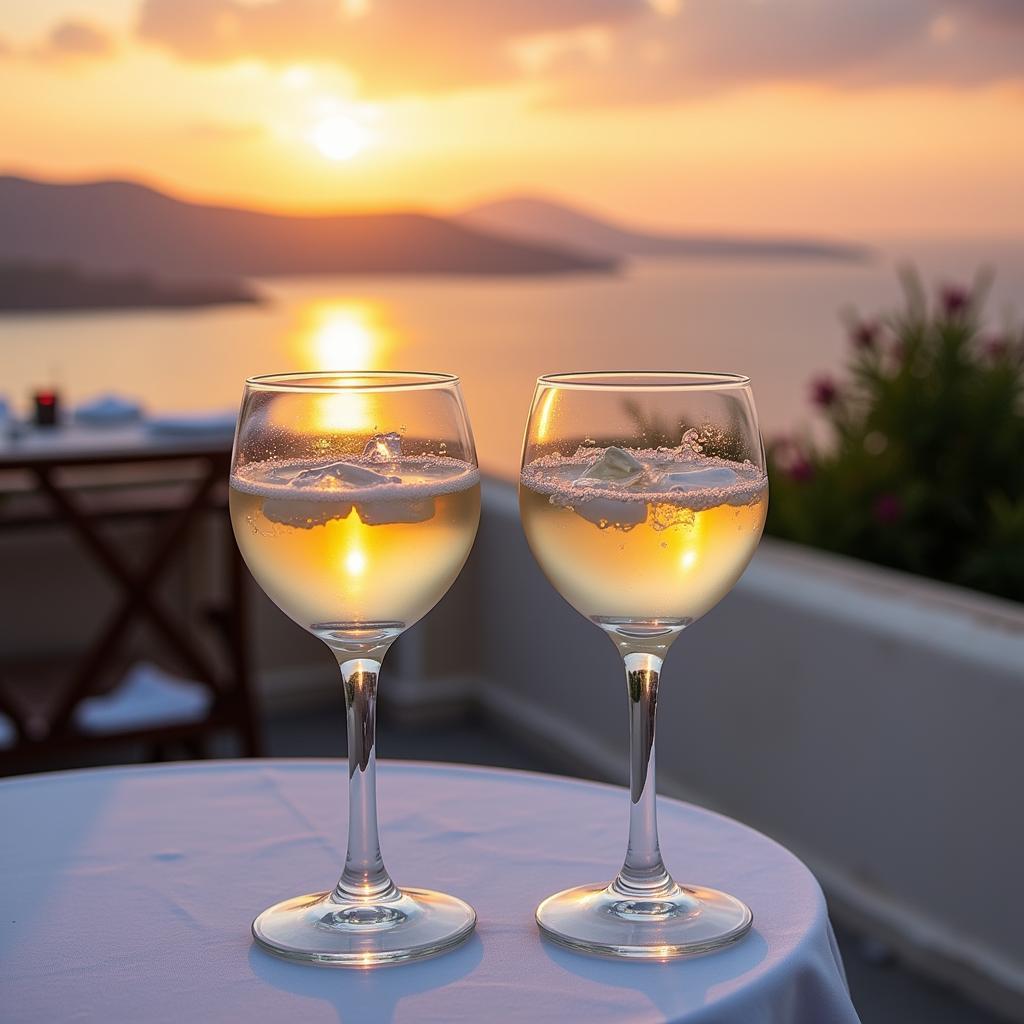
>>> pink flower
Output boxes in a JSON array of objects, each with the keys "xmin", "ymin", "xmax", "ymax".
[
  {"xmin": 771, "ymin": 438, "xmax": 815, "ymax": 483},
  {"xmin": 940, "ymin": 284, "xmax": 970, "ymax": 318},
  {"xmin": 852, "ymin": 320, "xmax": 880, "ymax": 351},
  {"xmin": 872, "ymin": 493, "xmax": 903, "ymax": 525},
  {"xmin": 811, "ymin": 375, "xmax": 839, "ymax": 408},
  {"xmin": 982, "ymin": 335, "xmax": 1008, "ymax": 361},
  {"xmin": 788, "ymin": 457, "xmax": 815, "ymax": 483}
]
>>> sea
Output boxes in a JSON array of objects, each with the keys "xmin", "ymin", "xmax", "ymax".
[{"xmin": 2, "ymin": 237, "xmax": 1022, "ymax": 479}]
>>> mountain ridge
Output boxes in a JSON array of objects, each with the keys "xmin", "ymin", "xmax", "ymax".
[
  {"xmin": 457, "ymin": 194, "xmax": 870, "ymax": 263},
  {"xmin": 0, "ymin": 175, "xmax": 617, "ymax": 279}
]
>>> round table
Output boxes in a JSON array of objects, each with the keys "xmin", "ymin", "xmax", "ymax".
[{"xmin": 0, "ymin": 760, "xmax": 860, "ymax": 1023}]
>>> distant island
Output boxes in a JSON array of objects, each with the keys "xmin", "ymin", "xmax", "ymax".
[
  {"xmin": 0, "ymin": 262, "xmax": 260, "ymax": 312},
  {"xmin": 0, "ymin": 176, "xmax": 616, "ymax": 284},
  {"xmin": 458, "ymin": 195, "xmax": 870, "ymax": 263},
  {"xmin": 0, "ymin": 175, "xmax": 870, "ymax": 313}
]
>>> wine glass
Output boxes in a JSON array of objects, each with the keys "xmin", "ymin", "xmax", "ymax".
[
  {"xmin": 230, "ymin": 371, "xmax": 480, "ymax": 966},
  {"xmin": 519, "ymin": 372, "xmax": 768, "ymax": 958}
]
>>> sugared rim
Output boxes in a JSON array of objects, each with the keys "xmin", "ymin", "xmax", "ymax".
[
  {"xmin": 536, "ymin": 371, "xmax": 751, "ymax": 390},
  {"xmin": 245, "ymin": 371, "xmax": 460, "ymax": 393}
]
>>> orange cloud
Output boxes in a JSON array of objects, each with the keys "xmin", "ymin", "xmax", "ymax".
[
  {"xmin": 137, "ymin": 0, "xmax": 643, "ymax": 95},
  {"xmin": 44, "ymin": 19, "xmax": 116, "ymax": 59},
  {"xmin": 0, "ymin": 18, "xmax": 116, "ymax": 63},
  {"xmin": 564, "ymin": 1, "xmax": 1024, "ymax": 104},
  {"xmin": 134, "ymin": 0, "xmax": 1024, "ymax": 104}
]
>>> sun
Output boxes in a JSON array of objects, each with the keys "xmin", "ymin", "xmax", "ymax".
[{"xmin": 309, "ymin": 114, "xmax": 370, "ymax": 162}]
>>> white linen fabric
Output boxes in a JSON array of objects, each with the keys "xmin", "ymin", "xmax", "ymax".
[
  {"xmin": 74, "ymin": 661, "xmax": 212, "ymax": 734},
  {"xmin": 0, "ymin": 761, "xmax": 861, "ymax": 1024}
]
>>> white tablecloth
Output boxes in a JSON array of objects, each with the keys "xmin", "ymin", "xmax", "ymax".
[{"xmin": 0, "ymin": 761, "xmax": 860, "ymax": 1023}]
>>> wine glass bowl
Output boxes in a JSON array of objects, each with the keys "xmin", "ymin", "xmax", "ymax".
[
  {"xmin": 519, "ymin": 371, "xmax": 768, "ymax": 958},
  {"xmin": 230, "ymin": 371, "xmax": 480, "ymax": 966}
]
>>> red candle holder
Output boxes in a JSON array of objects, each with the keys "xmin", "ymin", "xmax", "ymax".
[{"xmin": 33, "ymin": 390, "xmax": 60, "ymax": 428}]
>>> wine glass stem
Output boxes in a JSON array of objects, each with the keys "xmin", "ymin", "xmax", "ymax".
[
  {"xmin": 333, "ymin": 657, "xmax": 399, "ymax": 903},
  {"xmin": 613, "ymin": 651, "xmax": 675, "ymax": 900}
]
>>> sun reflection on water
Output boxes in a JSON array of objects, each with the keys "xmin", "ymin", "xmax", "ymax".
[
  {"xmin": 296, "ymin": 299, "xmax": 392, "ymax": 370},
  {"xmin": 289, "ymin": 298, "xmax": 394, "ymax": 432}
]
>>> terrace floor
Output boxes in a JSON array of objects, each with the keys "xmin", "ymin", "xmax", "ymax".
[{"xmin": 266, "ymin": 703, "xmax": 1009, "ymax": 1024}]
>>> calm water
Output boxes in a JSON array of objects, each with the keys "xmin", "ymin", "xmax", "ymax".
[{"xmin": 2, "ymin": 239, "xmax": 1022, "ymax": 478}]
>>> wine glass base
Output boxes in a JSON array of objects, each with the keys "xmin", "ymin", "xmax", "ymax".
[
  {"xmin": 252, "ymin": 888, "xmax": 476, "ymax": 967},
  {"xmin": 536, "ymin": 882, "xmax": 752, "ymax": 959}
]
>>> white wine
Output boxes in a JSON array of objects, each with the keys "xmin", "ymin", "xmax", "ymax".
[
  {"xmin": 520, "ymin": 375, "xmax": 765, "ymax": 959},
  {"xmin": 520, "ymin": 446, "xmax": 767, "ymax": 627},
  {"xmin": 231, "ymin": 454, "xmax": 479, "ymax": 633},
  {"xmin": 234, "ymin": 378, "xmax": 482, "ymax": 966}
]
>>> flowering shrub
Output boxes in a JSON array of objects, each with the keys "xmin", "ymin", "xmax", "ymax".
[{"xmin": 766, "ymin": 270, "xmax": 1024, "ymax": 602}]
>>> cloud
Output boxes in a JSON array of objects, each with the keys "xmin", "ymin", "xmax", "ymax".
[
  {"xmin": 134, "ymin": 0, "xmax": 1024, "ymax": 102},
  {"xmin": 539, "ymin": 0, "xmax": 1024, "ymax": 105},
  {"xmin": 137, "ymin": 0, "xmax": 647, "ymax": 94},
  {"xmin": 954, "ymin": 0, "xmax": 1024, "ymax": 29},
  {"xmin": 44, "ymin": 19, "xmax": 116, "ymax": 58},
  {"xmin": 0, "ymin": 18, "xmax": 116, "ymax": 63}
]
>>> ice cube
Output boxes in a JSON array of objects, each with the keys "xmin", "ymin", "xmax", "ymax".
[
  {"xmin": 570, "ymin": 496, "xmax": 647, "ymax": 529},
  {"xmin": 577, "ymin": 447, "xmax": 645, "ymax": 486},
  {"xmin": 363, "ymin": 432, "xmax": 403, "ymax": 461},
  {"xmin": 262, "ymin": 500, "xmax": 353, "ymax": 529},
  {"xmin": 356, "ymin": 497, "xmax": 435, "ymax": 526},
  {"xmin": 290, "ymin": 461, "xmax": 401, "ymax": 490},
  {"xmin": 659, "ymin": 466, "xmax": 739, "ymax": 492}
]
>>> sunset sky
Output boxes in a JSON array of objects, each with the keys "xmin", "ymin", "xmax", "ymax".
[{"xmin": 1, "ymin": 0, "xmax": 1022, "ymax": 238}]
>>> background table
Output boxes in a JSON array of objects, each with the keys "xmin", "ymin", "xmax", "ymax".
[
  {"xmin": 0, "ymin": 426, "xmax": 258, "ymax": 765},
  {"xmin": 0, "ymin": 761, "xmax": 860, "ymax": 1023}
]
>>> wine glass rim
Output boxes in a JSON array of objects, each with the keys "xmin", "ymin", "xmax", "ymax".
[
  {"xmin": 536, "ymin": 371, "xmax": 751, "ymax": 390},
  {"xmin": 245, "ymin": 370, "xmax": 461, "ymax": 393}
]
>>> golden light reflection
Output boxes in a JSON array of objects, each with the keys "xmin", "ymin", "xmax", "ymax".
[
  {"xmin": 311, "ymin": 392, "xmax": 376, "ymax": 432},
  {"xmin": 297, "ymin": 299, "xmax": 391, "ymax": 369},
  {"xmin": 339, "ymin": 509, "xmax": 368, "ymax": 584},
  {"xmin": 290, "ymin": 299, "xmax": 394, "ymax": 433},
  {"xmin": 534, "ymin": 389, "xmax": 558, "ymax": 442},
  {"xmin": 345, "ymin": 546, "xmax": 368, "ymax": 576},
  {"xmin": 677, "ymin": 508, "xmax": 704, "ymax": 574}
]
